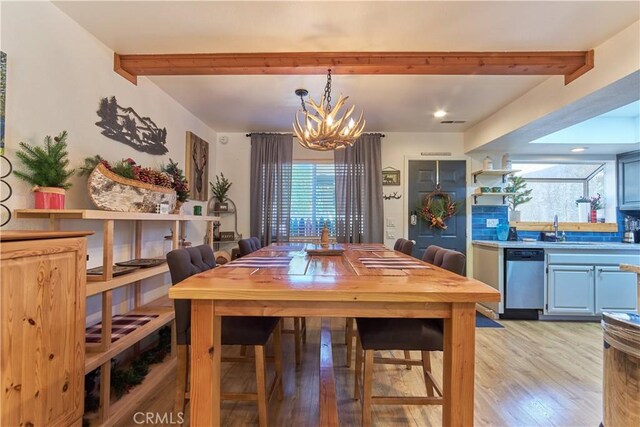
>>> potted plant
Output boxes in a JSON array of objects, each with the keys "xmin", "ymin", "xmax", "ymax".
[
  {"xmin": 209, "ymin": 173, "xmax": 231, "ymax": 211},
  {"xmin": 13, "ymin": 131, "xmax": 74, "ymax": 209},
  {"xmin": 505, "ymin": 176, "xmax": 532, "ymax": 222},
  {"xmin": 162, "ymin": 159, "xmax": 189, "ymax": 214},
  {"xmin": 589, "ymin": 193, "xmax": 603, "ymax": 223}
]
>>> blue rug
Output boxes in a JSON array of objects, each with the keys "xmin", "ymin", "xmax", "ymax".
[{"xmin": 476, "ymin": 313, "xmax": 504, "ymax": 328}]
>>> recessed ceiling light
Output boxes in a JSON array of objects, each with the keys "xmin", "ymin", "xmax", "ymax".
[
  {"xmin": 433, "ymin": 110, "xmax": 447, "ymax": 118},
  {"xmin": 571, "ymin": 147, "xmax": 588, "ymax": 152}
]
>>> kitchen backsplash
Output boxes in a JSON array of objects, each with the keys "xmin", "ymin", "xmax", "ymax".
[{"xmin": 471, "ymin": 206, "xmax": 632, "ymax": 242}]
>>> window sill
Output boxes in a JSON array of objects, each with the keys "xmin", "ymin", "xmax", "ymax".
[{"xmin": 509, "ymin": 221, "xmax": 618, "ymax": 233}]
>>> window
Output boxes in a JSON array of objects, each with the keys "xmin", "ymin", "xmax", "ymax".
[
  {"xmin": 290, "ymin": 162, "xmax": 336, "ymax": 238},
  {"xmin": 512, "ymin": 163, "xmax": 606, "ymax": 222}
]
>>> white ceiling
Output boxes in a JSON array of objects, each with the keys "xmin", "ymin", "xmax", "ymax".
[{"xmin": 53, "ymin": 1, "xmax": 640, "ymax": 133}]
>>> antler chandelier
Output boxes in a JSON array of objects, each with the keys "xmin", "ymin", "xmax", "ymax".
[{"xmin": 293, "ymin": 69, "xmax": 366, "ymax": 151}]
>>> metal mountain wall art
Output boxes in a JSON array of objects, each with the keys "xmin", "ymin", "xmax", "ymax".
[{"xmin": 95, "ymin": 96, "xmax": 168, "ymax": 155}]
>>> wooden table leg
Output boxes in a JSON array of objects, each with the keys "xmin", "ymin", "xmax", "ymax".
[
  {"xmin": 443, "ymin": 302, "xmax": 476, "ymax": 427},
  {"xmin": 190, "ymin": 300, "xmax": 221, "ymax": 427}
]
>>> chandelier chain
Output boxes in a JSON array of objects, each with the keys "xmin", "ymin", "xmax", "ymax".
[
  {"xmin": 299, "ymin": 93, "xmax": 307, "ymax": 113},
  {"xmin": 323, "ymin": 69, "xmax": 332, "ymax": 110}
]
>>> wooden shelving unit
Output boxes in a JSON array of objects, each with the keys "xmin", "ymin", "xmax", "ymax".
[
  {"xmin": 14, "ymin": 209, "xmax": 219, "ymax": 426},
  {"xmin": 472, "ymin": 189, "xmax": 517, "ymax": 205},
  {"xmin": 471, "ymin": 169, "xmax": 520, "ymax": 183}
]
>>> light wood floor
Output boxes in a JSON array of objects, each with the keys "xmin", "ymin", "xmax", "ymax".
[{"xmin": 128, "ymin": 318, "xmax": 603, "ymax": 426}]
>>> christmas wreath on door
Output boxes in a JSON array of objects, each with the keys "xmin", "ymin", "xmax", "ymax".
[{"xmin": 419, "ymin": 187, "xmax": 458, "ymax": 230}]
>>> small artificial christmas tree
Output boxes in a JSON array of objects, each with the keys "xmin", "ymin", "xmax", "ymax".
[{"xmin": 14, "ymin": 131, "xmax": 75, "ymax": 189}]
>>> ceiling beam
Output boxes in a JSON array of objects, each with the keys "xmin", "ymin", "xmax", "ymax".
[{"xmin": 114, "ymin": 50, "xmax": 594, "ymax": 85}]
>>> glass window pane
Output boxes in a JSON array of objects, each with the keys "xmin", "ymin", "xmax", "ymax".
[
  {"xmin": 514, "ymin": 163, "xmax": 603, "ymax": 179},
  {"xmin": 518, "ymin": 181, "xmax": 585, "ymax": 222},
  {"xmin": 290, "ymin": 163, "xmax": 336, "ymax": 237}
]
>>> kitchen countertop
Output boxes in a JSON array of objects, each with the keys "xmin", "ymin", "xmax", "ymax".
[
  {"xmin": 620, "ymin": 264, "xmax": 640, "ymax": 274},
  {"xmin": 472, "ymin": 240, "xmax": 640, "ymax": 250}
]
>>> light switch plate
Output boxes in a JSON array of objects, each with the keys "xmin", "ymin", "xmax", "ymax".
[
  {"xmin": 386, "ymin": 231, "xmax": 395, "ymax": 239},
  {"xmin": 386, "ymin": 217, "xmax": 397, "ymax": 227},
  {"xmin": 486, "ymin": 218, "xmax": 499, "ymax": 228}
]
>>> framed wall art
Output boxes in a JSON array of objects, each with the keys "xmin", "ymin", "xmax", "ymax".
[
  {"xmin": 185, "ymin": 131, "xmax": 209, "ymax": 201},
  {"xmin": 382, "ymin": 167, "xmax": 400, "ymax": 186}
]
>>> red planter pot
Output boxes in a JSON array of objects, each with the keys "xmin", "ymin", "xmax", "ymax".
[
  {"xmin": 33, "ymin": 187, "xmax": 66, "ymax": 209},
  {"xmin": 590, "ymin": 209, "xmax": 597, "ymax": 223}
]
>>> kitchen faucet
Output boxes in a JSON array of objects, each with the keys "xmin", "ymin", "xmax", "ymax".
[{"xmin": 553, "ymin": 214, "xmax": 559, "ymax": 239}]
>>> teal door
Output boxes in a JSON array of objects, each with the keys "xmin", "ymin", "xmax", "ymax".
[{"xmin": 408, "ymin": 160, "xmax": 467, "ymax": 269}]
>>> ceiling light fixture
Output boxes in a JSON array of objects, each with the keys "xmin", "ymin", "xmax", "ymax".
[
  {"xmin": 434, "ymin": 110, "xmax": 447, "ymax": 118},
  {"xmin": 571, "ymin": 147, "xmax": 588, "ymax": 152},
  {"xmin": 293, "ymin": 69, "xmax": 365, "ymax": 151}
]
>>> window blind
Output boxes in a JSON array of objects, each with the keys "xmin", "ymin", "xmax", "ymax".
[{"xmin": 290, "ymin": 163, "xmax": 337, "ymax": 237}]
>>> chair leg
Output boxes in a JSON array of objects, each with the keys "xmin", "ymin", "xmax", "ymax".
[
  {"xmin": 293, "ymin": 317, "xmax": 301, "ymax": 366},
  {"xmin": 421, "ymin": 351, "xmax": 435, "ymax": 397},
  {"xmin": 273, "ymin": 321, "xmax": 284, "ymax": 401},
  {"xmin": 403, "ymin": 350, "xmax": 412, "ymax": 370},
  {"xmin": 345, "ymin": 317, "xmax": 354, "ymax": 367},
  {"xmin": 254, "ymin": 345, "xmax": 269, "ymax": 427},
  {"xmin": 174, "ymin": 345, "xmax": 189, "ymax": 417},
  {"xmin": 362, "ymin": 350, "xmax": 374, "ymax": 427},
  {"xmin": 354, "ymin": 336, "xmax": 363, "ymax": 400}
]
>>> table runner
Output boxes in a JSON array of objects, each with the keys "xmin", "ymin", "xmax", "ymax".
[
  {"xmin": 223, "ymin": 256, "xmax": 292, "ymax": 268},
  {"xmin": 359, "ymin": 257, "xmax": 431, "ymax": 269}
]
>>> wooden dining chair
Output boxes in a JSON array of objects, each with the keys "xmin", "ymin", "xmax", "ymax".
[
  {"xmin": 167, "ymin": 245, "xmax": 283, "ymax": 427},
  {"xmin": 237, "ymin": 238, "xmax": 307, "ymax": 365},
  {"xmin": 353, "ymin": 249, "xmax": 467, "ymax": 426},
  {"xmin": 345, "ymin": 239, "xmax": 415, "ymax": 368}
]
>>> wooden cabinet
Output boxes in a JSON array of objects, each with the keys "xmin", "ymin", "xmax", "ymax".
[
  {"xmin": 595, "ymin": 266, "xmax": 638, "ymax": 314},
  {"xmin": 547, "ymin": 265, "xmax": 595, "ymax": 315},
  {"xmin": 617, "ymin": 150, "xmax": 640, "ymax": 211},
  {"xmin": 1, "ymin": 231, "xmax": 91, "ymax": 427}
]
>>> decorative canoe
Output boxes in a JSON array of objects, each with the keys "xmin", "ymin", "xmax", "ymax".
[{"xmin": 87, "ymin": 163, "xmax": 176, "ymax": 213}]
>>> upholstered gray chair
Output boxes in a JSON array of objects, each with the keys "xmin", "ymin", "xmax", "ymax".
[
  {"xmin": 345, "ymin": 237, "xmax": 415, "ymax": 367},
  {"xmin": 238, "ymin": 238, "xmax": 260, "ymax": 257},
  {"xmin": 251, "ymin": 236, "xmax": 262, "ymax": 249},
  {"xmin": 167, "ymin": 245, "xmax": 283, "ymax": 426},
  {"xmin": 393, "ymin": 238, "xmax": 414, "ymax": 256},
  {"xmin": 236, "ymin": 238, "xmax": 307, "ymax": 365},
  {"xmin": 353, "ymin": 248, "xmax": 467, "ymax": 422},
  {"xmin": 422, "ymin": 245, "xmax": 443, "ymax": 264}
]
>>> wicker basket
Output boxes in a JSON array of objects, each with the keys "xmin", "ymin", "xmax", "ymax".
[{"xmin": 87, "ymin": 163, "xmax": 176, "ymax": 213}]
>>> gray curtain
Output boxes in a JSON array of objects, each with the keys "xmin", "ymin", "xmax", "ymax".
[
  {"xmin": 250, "ymin": 133, "xmax": 293, "ymax": 245},
  {"xmin": 334, "ymin": 133, "xmax": 384, "ymax": 243}
]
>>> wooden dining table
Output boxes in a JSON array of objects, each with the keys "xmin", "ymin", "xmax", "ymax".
[{"xmin": 168, "ymin": 243, "xmax": 500, "ymax": 426}]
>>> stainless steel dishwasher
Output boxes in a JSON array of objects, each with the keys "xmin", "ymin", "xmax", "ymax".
[{"xmin": 502, "ymin": 249, "xmax": 545, "ymax": 320}]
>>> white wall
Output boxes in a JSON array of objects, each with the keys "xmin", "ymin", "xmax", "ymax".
[{"xmin": 1, "ymin": 1, "xmax": 217, "ymax": 323}]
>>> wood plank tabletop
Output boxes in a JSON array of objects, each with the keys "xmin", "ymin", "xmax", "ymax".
[{"xmin": 169, "ymin": 243, "xmax": 500, "ymax": 303}]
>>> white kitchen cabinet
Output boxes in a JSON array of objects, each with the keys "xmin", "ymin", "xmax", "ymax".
[
  {"xmin": 595, "ymin": 266, "xmax": 638, "ymax": 314},
  {"xmin": 547, "ymin": 265, "xmax": 595, "ymax": 315}
]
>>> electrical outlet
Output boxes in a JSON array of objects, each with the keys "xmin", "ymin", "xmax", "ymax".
[
  {"xmin": 386, "ymin": 231, "xmax": 395, "ymax": 239},
  {"xmin": 486, "ymin": 218, "xmax": 499, "ymax": 228},
  {"xmin": 386, "ymin": 217, "xmax": 396, "ymax": 227}
]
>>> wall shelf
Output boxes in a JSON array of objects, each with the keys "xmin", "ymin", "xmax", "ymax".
[
  {"xmin": 471, "ymin": 169, "xmax": 520, "ymax": 183},
  {"xmin": 15, "ymin": 208, "xmax": 219, "ymax": 222},
  {"xmin": 85, "ymin": 303, "xmax": 174, "ymax": 373},
  {"xmin": 86, "ymin": 262, "xmax": 168, "ymax": 296},
  {"xmin": 473, "ymin": 191, "xmax": 517, "ymax": 204}
]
